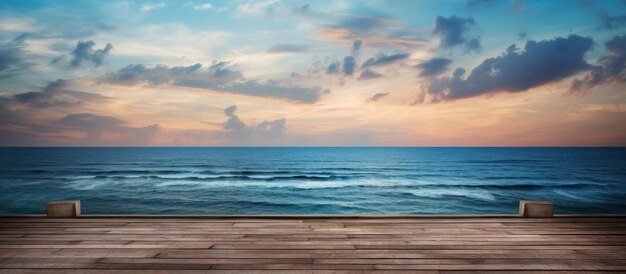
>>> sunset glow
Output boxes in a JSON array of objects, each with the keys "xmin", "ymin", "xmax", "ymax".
[{"xmin": 1, "ymin": 0, "xmax": 625, "ymax": 146}]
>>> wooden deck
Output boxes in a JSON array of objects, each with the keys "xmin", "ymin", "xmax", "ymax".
[{"xmin": 1, "ymin": 215, "xmax": 625, "ymax": 273}]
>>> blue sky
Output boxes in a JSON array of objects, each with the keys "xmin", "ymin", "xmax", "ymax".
[{"xmin": 1, "ymin": 0, "xmax": 625, "ymax": 146}]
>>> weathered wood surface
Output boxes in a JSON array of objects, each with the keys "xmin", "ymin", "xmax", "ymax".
[{"xmin": 0, "ymin": 216, "xmax": 625, "ymax": 272}]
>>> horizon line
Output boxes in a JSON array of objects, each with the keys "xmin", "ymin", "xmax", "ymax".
[{"xmin": 2, "ymin": 146, "xmax": 625, "ymax": 148}]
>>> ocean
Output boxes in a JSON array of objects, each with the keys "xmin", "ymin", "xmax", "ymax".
[{"xmin": 1, "ymin": 147, "xmax": 625, "ymax": 215}]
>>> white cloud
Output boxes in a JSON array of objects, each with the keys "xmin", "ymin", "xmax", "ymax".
[
  {"xmin": 193, "ymin": 2, "xmax": 213, "ymax": 10},
  {"xmin": 0, "ymin": 17, "xmax": 39, "ymax": 32},
  {"xmin": 141, "ymin": 2, "xmax": 166, "ymax": 12},
  {"xmin": 236, "ymin": 0, "xmax": 279, "ymax": 15},
  {"xmin": 97, "ymin": 23, "xmax": 233, "ymax": 62}
]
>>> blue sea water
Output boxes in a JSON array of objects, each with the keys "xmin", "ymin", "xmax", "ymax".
[{"xmin": 1, "ymin": 147, "xmax": 625, "ymax": 215}]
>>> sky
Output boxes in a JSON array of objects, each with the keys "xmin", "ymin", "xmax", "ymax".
[{"xmin": 0, "ymin": 0, "xmax": 625, "ymax": 146}]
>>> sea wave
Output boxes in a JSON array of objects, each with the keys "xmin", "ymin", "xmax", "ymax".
[
  {"xmin": 85, "ymin": 174, "xmax": 352, "ymax": 181},
  {"xmin": 405, "ymin": 189, "xmax": 496, "ymax": 201},
  {"xmin": 462, "ymin": 159, "xmax": 545, "ymax": 164},
  {"xmin": 153, "ymin": 178, "xmax": 415, "ymax": 189}
]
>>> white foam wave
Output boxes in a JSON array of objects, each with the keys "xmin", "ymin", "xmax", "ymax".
[{"xmin": 407, "ymin": 188, "xmax": 495, "ymax": 201}]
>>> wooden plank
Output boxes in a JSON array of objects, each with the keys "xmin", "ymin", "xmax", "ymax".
[
  {"xmin": 212, "ymin": 244, "xmax": 356, "ymax": 250},
  {"xmin": 159, "ymin": 249, "xmax": 626, "ymax": 260},
  {"xmin": 210, "ymin": 263, "xmax": 376, "ymax": 270},
  {"xmin": 0, "ymin": 216, "xmax": 625, "ymax": 271},
  {"xmin": 99, "ymin": 258, "xmax": 314, "ymax": 264},
  {"xmin": 51, "ymin": 248, "xmax": 161, "ymax": 258},
  {"xmin": 0, "ymin": 248, "xmax": 61, "ymax": 258}
]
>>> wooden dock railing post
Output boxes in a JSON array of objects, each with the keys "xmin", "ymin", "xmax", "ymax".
[
  {"xmin": 519, "ymin": 200, "xmax": 553, "ymax": 217},
  {"xmin": 47, "ymin": 200, "xmax": 81, "ymax": 218}
]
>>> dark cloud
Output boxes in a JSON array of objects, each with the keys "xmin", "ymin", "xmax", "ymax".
[
  {"xmin": 0, "ymin": 34, "xmax": 34, "ymax": 79},
  {"xmin": 267, "ymin": 44, "xmax": 310, "ymax": 53},
  {"xmin": 362, "ymin": 53, "xmax": 410, "ymax": 68},
  {"xmin": 203, "ymin": 80, "xmax": 323, "ymax": 104},
  {"xmin": 432, "ymin": 15, "xmax": 481, "ymax": 52},
  {"xmin": 359, "ymin": 69, "xmax": 383, "ymax": 80},
  {"xmin": 321, "ymin": 14, "xmax": 426, "ymax": 49},
  {"xmin": 466, "ymin": 0, "xmax": 497, "ymax": 8},
  {"xmin": 69, "ymin": 40, "xmax": 113, "ymax": 67},
  {"xmin": 343, "ymin": 56, "xmax": 356, "ymax": 75},
  {"xmin": 224, "ymin": 105, "xmax": 237, "ymax": 117},
  {"xmin": 218, "ymin": 105, "xmax": 286, "ymax": 141},
  {"xmin": 329, "ymin": 15, "xmax": 389, "ymax": 37},
  {"xmin": 571, "ymin": 34, "xmax": 626, "ymax": 93},
  {"xmin": 326, "ymin": 62, "xmax": 340, "ymax": 74},
  {"xmin": 465, "ymin": 37, "xmax": 481, "ymax": 53},
  {"xmin": 102, "ymin": 62, "xmax": 323, "ymax": 103},
  {"xmin": 13, "ymin": 79, "xmax": 110, "ymax": 109},
  {"xmin": 103, "ymin": 63, "xmax": 210, "ymax": 85},
  {"xmin": 518, "ymin": 31, "xmax": 529, "ymax": 41},
  {"xmin": 326, "ymin": 40, "xmax": 364, "ymax": 77},
  {"xmin": 368, "ymin": 92, "xmax": 389, "ymax": 102},
  {"xmin": 416, "ymin": 57, "xmax": 452, "ymax": 77},
  {"xmin": 208, "ymin": 62, "xmax": 239, "ymax": 77},
  {"xmin": 55, "ymin": 113, "xmax": 159, "ymax": 146},
  {"xmin": 352, "ymin": 39, "xmax": 362, "ymax": 56},
  {"xmin": 424, "ymin": 35, "xmax": 594, "ymax": 102},
  {"xmin": 578, "ymin": 0, "xmax": 626, "ymax": 30},
  {"xmin": 0, "ymin": 110, "xmax": 158, "ymax": 146}
]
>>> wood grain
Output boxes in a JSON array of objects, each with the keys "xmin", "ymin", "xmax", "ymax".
[{"xmin": 0, "ymin": 216, "xmax": 624, "ymax": 272}]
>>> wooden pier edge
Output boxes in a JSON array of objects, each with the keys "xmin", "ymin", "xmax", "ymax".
[
  {"xmin": 2, "ymin": 213, "xmax": 626, "ymax": 218},
  {"xmin": 1, "ymin": 214, "xmax": 625, "ymax": 271}
]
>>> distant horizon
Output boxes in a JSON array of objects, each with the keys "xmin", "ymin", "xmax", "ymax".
[
  {"xmin": 2, "ymin": 146, "xmax": 626, "ymax": 148},
  {"xmin": 1, "ymin": 0, "xmax": 625, "ymax": 146}
]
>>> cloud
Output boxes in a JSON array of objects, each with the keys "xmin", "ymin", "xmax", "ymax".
[
  {"xmin": 368, "ymin": 92, "xmax": 389, "ymax": 102},
  {"xmin": 432, "ymin": 15, "xmax": 481, "ymax": 52},
  {"xmin": 578, "ymin": 0, "xmax": 626, "ymax": 30},
  {"xmin": 237, "ymin": 0, "xmax": 279, "ymax": 15},
  {"xmin": 326, "ymin": 62, "xmax": 340, "ymax": 74},
  {"xmin": 343, "ymin": 56, "xmax": 356, "ymax": 75},
  {"xmin": 351, "ymin": 39, "xmax": 362, "ymax": 56},
  {"xmin": 416, "ymin": 57, "xmax": 452, "ymax": 77},
  {"xmin": 192, "ymin": 2, "xmax": 213, "ymax": 10},
  {"xmin": 0, "ymin": 4, "xmax": 116, "ymax": 40},
  {"xmin": 218, "ymin": 105, "xmax": 286, "ymax": 141},
  {"xmin": 55, "ymin": 113, "xmax": 159, "ymax": 146},
  {"xmin": 267, "ymin": 44, "xmax": 310, "ymax": 53},
  {"xmin": 201, "ymin": 80, "xmax": 324, "ymax": 103},
  {"xmin": 466, "ymin": 0, "xmax": 497, "ymax": 8},
  {"xmin": 359, "ymin": 69, "xmax": 383, "ymax": 80},
  {"xmin": 319, "ymin": 14, "xmax": 427, "ymax": 49},
  {"xmin": 465, "ymin": 37, "xmax": 481, "ymax": 52},
  {"xmin": 423, "ymin": 35, "xmax": 594, "ymax": 102},
  {"xmin": 0, "ymin": 34, "xmax": 34, "ymax": 79},
  {"xmin": 102, "ymin": 63, "xmax": 239, "ymax": 86},
  {"xmin": 362, "ymin": 53, "xmax": 410, "ymax": 68},
  {"xmin": 327, "ymin": 44, "xmax": 407, "ymax": 80},
  {"xmin": 330, "ymin": 15, "xmax": 389, "ymax": 37},
  {"xmin": 69, "ymin": 41, "xmax": 113, "ymax": 68},
  {"xmin": 13, "ymin": 79, "xmax": 110, "ymax": 108},
  {"xmin": 518, "ymin": 31, "xmax": 529, "ymax": 40},
  {"xmin": 571, "ymin": 34, "xmax": 626, "ymax": 93},
  {"xmin": 141, "ymin": 3, "xmax": 166, "ymax": 12},
  {"xmin": 291, "ymin": 4, "xmax": 324, "ymax": 17},
  {"xmin": 102, "ymin": 63, "xmax": 324, "ymax": 103},
  {"xmin": 327, "ymin": 39, "xmax": 364, "ymax": 77},
  {"xmin": 0, "ymin": 109, "xmax": 159, "ymax": 146}
]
